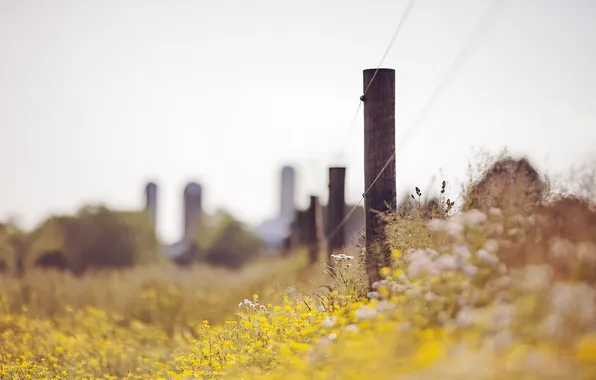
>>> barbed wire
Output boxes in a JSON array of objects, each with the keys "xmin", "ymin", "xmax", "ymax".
[
  {"xmin": 325, "ymin": 0, "xmax": 505, "ymax": 245},
  {"xmin": 334, "ymin": 0, "xmax": 416, "ymax": 165}
]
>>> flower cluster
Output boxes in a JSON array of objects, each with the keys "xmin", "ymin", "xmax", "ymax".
[{"xmin": 3, "ymin": 206, "xmax": 596, "ymax": 379}]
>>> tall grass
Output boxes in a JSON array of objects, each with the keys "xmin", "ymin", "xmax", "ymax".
[{"xmin": 2, "ymin": 151, "xmax": 596, "ymax": 379}]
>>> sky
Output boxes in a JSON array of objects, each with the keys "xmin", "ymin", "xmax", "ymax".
[{"xmin": 1, "ymin": 0, "xmax": 595, "ymax": 244}]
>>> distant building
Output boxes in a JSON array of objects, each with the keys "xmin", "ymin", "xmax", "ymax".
[
  {"xmin": 255, "ymin": 166, "xmax": 365, "ymax": 252},
  {"xmin": 164, "ymin": 239, "xmax": 197, "ymax": 266},
  {"xmin": 255, "ymin": 166, "xmax": 296, "ymax": 250},
  {"xmin": 145, "ymin": 182, "xmax": 158, "ymax": 228},
  {"xmin": 146, "ymin": 181, "xmax": 203, "ymax": 265}
]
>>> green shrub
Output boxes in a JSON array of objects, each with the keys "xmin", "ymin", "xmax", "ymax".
[
  {"xmin": 24, "ymin": 205, "xmax": 164, "ymax": 274},
  {"xmin": 192, "ymin": 209, "xmax": 264, "ymax": 269}
]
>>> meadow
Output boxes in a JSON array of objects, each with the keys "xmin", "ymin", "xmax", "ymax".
[{"xmin": 2, "ymin": 150, "xmax": 596, "ymax": 379}]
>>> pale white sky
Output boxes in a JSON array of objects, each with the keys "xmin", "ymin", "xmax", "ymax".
[{"xmin": 1, "ymin": 0, "xmax": 595, "ymax": 243}]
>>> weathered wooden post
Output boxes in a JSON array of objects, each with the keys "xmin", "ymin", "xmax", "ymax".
[
  {"xmin": 281, "ymin": 234, "xmax": 292, "ymax": 256},
  {"xmin": 295, "ymin": 209, "xmax": 308, "ymax": 246},
  {"xmin": 306, "ymin": 196, "xmax": 324, "ymax": 265},
  {"xmin": 363, "ymin": 68, "xmax": 397, "ymax": 288},
  {"xmin": 327, "ymin": 167, "xmax": 346, "ymax": 271}
]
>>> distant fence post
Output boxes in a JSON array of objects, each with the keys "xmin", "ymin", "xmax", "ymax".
[
  {"xmin": 296, "ymin": 210, "xmax": 308, "ymax": 246},
  {"xmin": 281, "ymin": 233, "xmax": 292, "ymax": 256},
  {"xmin": 363, "ymin": 68, "xmax": 397, "ymax": 288},
  {"xmin": 306, "ymin": 196, "xmax": 324, "ymax": 265},
  {"xmin": 327, "ymin": 167, "xmax": 346, "ymax": 271}
]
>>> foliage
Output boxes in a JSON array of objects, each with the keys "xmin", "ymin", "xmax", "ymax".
[
  {"xmin": 0, "ymin": 205, "xmax": 165, "ymax": 275},
  {"xmin": 192, "ymin": 209, "xmax": 264, "ymax": 269},
  {"xmin": 115, "ymin": 210, "xmax": 165, "ymax": 265},
  {"xmin": 2, "ymin": 153, "xmax": 596, "ymax": 379},
  {"xmin": 3, "ymin": 202, "xmax": 596, "ymax": 378}
]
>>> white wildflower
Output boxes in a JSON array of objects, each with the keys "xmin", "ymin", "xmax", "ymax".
[
  {"xmin": 344, "ymin": 324, "xmax": 359, "ymax": 333},
  {"xmin": 549, "ymin": 238, "xmax": 574, "ymax": 259},
  {"xmin": 321, "ymin": 316, "xmax": 337, "ymax": 328},
  {"xmin": 354, "ymin": 305, "xmax": 378, "ymax": 320},
  {"xmin": 488, "ymin": 207, "xmax": 502, "ymax": 218},
  {"xmin": 405, "ymin": 248, "xmax": 428, "ymax": 263},
  {"xmin": 453, "ymin": 244, "xmax": 471, "ymax": 259},
  {"xmin": 331, "ymin": 253, "xmax": 354, "ymax": 263},
  {"xmin": 425, "ymin": 291, "xmax": 438, "ymax": 302},
  {"xmin": 484, "ymin": 239, "xmax": 500, "ymax": 253},
  {"xmin": 377, "ymin": 300, "xmax": 395, "ymax": 312},
  {"xmin": 456, "ymin": 308, "xmax": 473, "ymax": 327},
  {"xmin": 367, "ymin": 291, "xmax": 380, "ymax": 299},
  {"xmin": 328, "ymin": 333, "xmax": 337, "ymax": 340},
  {"xmin": 425, "ymin": 248, "xmax": 440, "ymax": 259},
  {"xmin": 551, "ymin": 282, "xmax": 596, "ymax": 324},
  {"xmin": 434, "ymin": 254, "xmax": 458, "ymax": 271},
  {"xmin": 390, "ymin": 282, "xmax": 410, "ymax": 293},
  {"xmin": 519, "ymin": 265, "xmax": 553, "ymax": 292},
  {"xmin": 492, "ymin": 303, "xmax": 513, "ymax": 330},
  {"xmin": 476, "ymin": 249, "xmax": 499, "ymax": 265},
  {"xmin": 577, "ymin": 241, "xmax": 596, "ymax": 265},
  {"xmin": 461, "ymin": 263, "xmax": 478, "ymax": 277},
  {"xmin": 460, "ymin": 209, "xmax": 488, "ymax": 226},
  {"xmin": 239, "ymin": 299, "xmax": 254, "ymax": 308},
  {"xmin": 408, "ymin": 256, "xmax": 435, "ymax": 278},
  {"xmin": 485, "ymin": 330, "xmax": 513, "ymax": 352},
  {"xmin": 427, "ymin": 219, "xmax": 447, "ymax": 232},
  {"xmin": 445, "ymin": 220, "xmax": 465, "ymax": 237}
]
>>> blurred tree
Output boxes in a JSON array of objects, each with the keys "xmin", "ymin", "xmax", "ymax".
[
  {"xmin": 191, "ymin": 209, "xmax": 263, "ymax": 269},
  {"xmin": 24, "ymin": 205, "xmax": 163, "ymax": 274}
]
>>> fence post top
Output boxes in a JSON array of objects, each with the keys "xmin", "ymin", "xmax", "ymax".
[{"xmin": 363, "ymin": 68, "xmax": 395, "ymax": 74}]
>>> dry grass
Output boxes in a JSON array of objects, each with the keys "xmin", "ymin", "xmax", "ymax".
[
  {"xmin": 0, "ymin": 250, "xmax": 328, "ymax": 333},
  {"xmin": 2, "ymin": 151, "xmax": 596, "ymax": 379}
]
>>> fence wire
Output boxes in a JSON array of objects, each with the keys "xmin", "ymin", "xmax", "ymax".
[
  {"xmin": 335, "ymin": 0, "xmax": 416, "ymax": 165},
  {"xmin": 324, "ymin": 0, "xmax": 505, "ymax": 247}
]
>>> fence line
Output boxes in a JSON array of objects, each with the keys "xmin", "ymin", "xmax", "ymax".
[
  {"xmin": 321, "ymin": 0, "xmax": 505, "ymax": 256},
  {"xmin": 335, "ymin": 0, "xmax": 417, "ymax": 165}
]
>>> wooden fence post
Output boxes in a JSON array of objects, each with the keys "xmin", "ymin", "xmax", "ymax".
[
  {"xmin": 363, "ymin": 68, "xmax": 397, "ymax": 288},
  {"xmin": 327, "ymin": 167, "xmax": 346, "ymax": 271},
  {"xmin": 281, "ymin": 234, "xmax": 291, "ymax": 256},
  {"xmin": 296, "ymin": 210, "xmax": 308, "ymax": 246},
  {"xmin": 306, "ymin": 196, "xmax": 324, "ymax": 265}
]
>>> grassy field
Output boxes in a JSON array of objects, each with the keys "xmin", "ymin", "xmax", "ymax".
[{"xmin": 2, "ymin": 153, "xmax": 596, "ymax": 379}]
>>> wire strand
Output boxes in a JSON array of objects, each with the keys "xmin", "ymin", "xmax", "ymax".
[
  {"xmin": 332, "ymin": 101, "xmax": 363, "ymax": 165},
  {"xmin": 363, "ymin": 0, "xmax": 416, "ymax": 97},
  {"xmin": 335, "ymin": 0, "xmax": 416, "ymax": 164},
  {"xmin": 324, "ymin": 0, "xmax": 504, "ymax": 246},
  {"xmin": 394, "ymin": 0, "xmax": 504, "ymax": 159}
]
